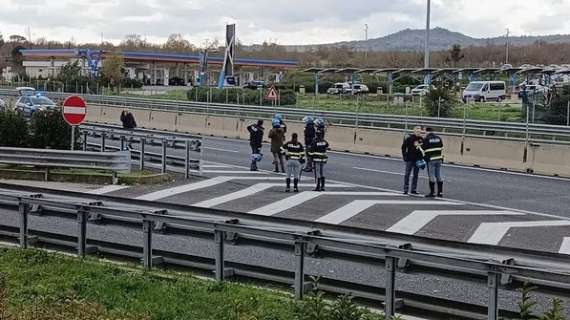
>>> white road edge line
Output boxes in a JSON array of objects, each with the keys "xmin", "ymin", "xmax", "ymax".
[
  {"xmin": 559, "ymin": 238, "xmax": 570, "ymax": 255},
  {"xmin": 352, "ymin": 167, "xmax": 428, "ymax": 179},
  {"xmin": 86, "ymin": 185, "xmax": 130, "ymax": 195},
  {"xmin": 468, "ymin": 221, "xmax": 570, "ymax": 245}
]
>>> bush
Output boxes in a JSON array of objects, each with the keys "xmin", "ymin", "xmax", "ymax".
[
  {"xmin": 187, "ymin": 87, "xmax": 297, "ymax": 106},
  {"xmin": 28, "ymin": 108, "xmax": 78, "ymax": 150},
  {"xmin": 544, "ymin": 85, "xmax": 570, "ymax": 125},
  {"xmin": 423, "ymin": 86, "xmax": 457, "ymax": 117},
  {"xmin": 0, "ymin": 110, "xmax": 29, "ymax": 147}
]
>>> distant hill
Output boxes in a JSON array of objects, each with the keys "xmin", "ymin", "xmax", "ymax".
[{"xmin": 280, "ymin": 27, "xmax": 570, "ymax": 52}]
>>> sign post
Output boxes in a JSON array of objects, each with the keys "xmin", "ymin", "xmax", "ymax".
[{"xmin": 62, "ymin": 96, "xmax": 87, "ymax": 150}]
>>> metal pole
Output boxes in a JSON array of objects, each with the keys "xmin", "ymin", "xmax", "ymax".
[
  {"xmin": 567, "ymin": 101, "xmax": 570, "ymax": 126},
  {"xmin": 437, "ymin": 97, "xmax": 441, "ymax": 118},
  {"xmin": 139, "ymin": 137, "xmax": 146, "ymax": 171},
  {"xmin": 185, "ymin": 140, "xmax": 190, "ymax": 179},
  {"xmin": 214, "ymin": 230, "xmax": 225, "ymax": 281},
  {"xmin": 505, "ymin": 28, "xmax": 510, "ymax": 65},
  {"xmin": 18, "ymin": 202, "xmax": 29, "ymax": 249},
  {"xmin": 424, "ymin": 0, "xmax": 431, "ymax": 68},
  {"xmin": 385, "ymin": 256, "xmax": 397, "ymax": 318},
  {"xmin": 82, "ymin": 131, "xmax": 88, "ymax": 151},
  {"xmin": 100, "ymin": 133, "xmax": 106, "ymax": 152},
  {"xmin": 120, "ymin": 135, "xmax": 126, "ymax": 151},
  {"xmin": 70, "ymin": 126, "xmax": 75, "ymax": 151},
  {"xmin": 487, "ymin": 272, "xmax": 500, "ymax": 320},
  {"xmin": 294, "ymin": 240, "xmax": 305, "ymax": 299},
  {"xmin": 142, "ymin": 220, "xmax": 153, "ymax": 269},
  {"xmin": 524, "ymin": 103, "xmax": 530, "ymax": 163},
  {"xmin": 77, "ymin": 208, "xmax": 88, "ymax": 257},
  {"xmin": 161, "ymin": 139, "xmax": 167, "ymax": 174}
]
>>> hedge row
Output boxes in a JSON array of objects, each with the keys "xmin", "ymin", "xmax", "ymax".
[{"xmin": 187, "ymin": 87, "xmax": 297, "ymax": 106}]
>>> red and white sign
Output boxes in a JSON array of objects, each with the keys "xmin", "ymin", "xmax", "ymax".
[
  {"xmin": 265, "ymin": 85, "xmax": 278, "ymax": 101},
  {"xmin": 62, "ymin": 96, "xmax": 87, "ymax": 126}
]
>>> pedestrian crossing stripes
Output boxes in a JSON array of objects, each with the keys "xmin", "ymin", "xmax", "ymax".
[{"xmin": 560, "ymin": 238, "xmax": 570, "ymax": 255}]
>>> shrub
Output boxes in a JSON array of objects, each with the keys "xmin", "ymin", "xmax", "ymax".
[
  {"xmin": 28, "ymin": 108, "xmax": 78, "ymax": 150},
  {"xmin": 0, "ymin": 110, "xmax": 29, "ymax": 147},
  {"xmin": 423, "ymin": 86, "xmax": 456, "ymax": 117},
  {"xmin": 187, "ymin": 87, "xmax": 297, "ymax": 106}
]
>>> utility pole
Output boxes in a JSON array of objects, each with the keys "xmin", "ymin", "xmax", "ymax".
[
  {"xmin": 364, "ymin": 24, "xmax": 369, "ymax": 63},
  {"xmin": 505, "ymin": 28, "xmax": 510, "ymax": 65},
  {"xmin": 424, "ymin": 0, "xmax": 431, "ymax": 68}
]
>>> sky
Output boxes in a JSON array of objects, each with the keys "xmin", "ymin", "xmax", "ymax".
[{"xmin": 1, "ymin": 0, "xmax": 570, "ymax": 46}]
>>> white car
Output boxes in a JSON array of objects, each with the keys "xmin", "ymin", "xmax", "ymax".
[
  {"xmin": 462, "ymin": 81, "xmax": 506, "ymax": 103},
  {"xmin": 327, "ymin": 83, "xmax": 351, "ymax": 95},
  {"xmin": 351, "ymin": 83, "xmax": 369, "ymax": 95},
  {"xmin": 411, "ymin": 85, "xmax": 432, "ymax": 96}
]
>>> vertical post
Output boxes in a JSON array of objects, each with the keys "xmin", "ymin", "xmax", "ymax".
[
  {"xmin": 487, "ymin": 272, "xmax": 500, "ymax": 320},
  {"xmin": 70, "ymin": 126, "xmax": 75, "ymax": 151},
  {"xmin": 120, "ymin": 135, "xmax": 126, "ymax": 151},
  {"xmin": 214, "ymin": 230, "xmax": 225, "ymax": 281},
  {"xmin": 139, "ymin": 137, "xmax": 146, "ymax": 171},
  {"xmin": 161, "ymin": 139, "xmax": 167, "ymax": 174},
  {"xmin": 18, "ymin": 201, "xmax": 30, "ymax": 249},
  {"xmin": 100, "ymin": 133, "xmax": 106, "ymax": 152},
  {"xmin": 524, "ymin": 104, "xmax": 530, "ymax": 163},
  {"xmin": 385, "ymin": 256, "xmax": 397, "ymax": 318},
  {"xmin": 424, "ymin": 0, "xmax": 431, "ymax": 68},
  {"xmin": 438, "ymin": 97, "xmax": 441, "ymax": 118},
  {"xmin": 567, "ymin": 101, "xmax": 570, "ymax": 127},
  {"xmin": 142, "ymin": 220, "xmax": 153, "ymax": 269},
  {"xmin": 77, "ymin": 207, "xmax": 88, "ymax": 257},
  {"xmin": 185, "ymin": 140, "xmax": 190, "ymax": 179},
  {"xmin": 294, "ymin": 240, "xmax": 306, "ymax": 300},
  {"xmin": 82, "ymin": 131, "xmax": 88, "ymax": 151}
]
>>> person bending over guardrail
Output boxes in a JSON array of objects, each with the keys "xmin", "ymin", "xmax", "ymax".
[{"xmin": 120, "ymin": 110, "xmax": 137, "ymax": 149}]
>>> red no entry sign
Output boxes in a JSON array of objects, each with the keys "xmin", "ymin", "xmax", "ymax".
[{"xmin": 62, "ymin": 96, "xmax": 87, "ymax": 126}]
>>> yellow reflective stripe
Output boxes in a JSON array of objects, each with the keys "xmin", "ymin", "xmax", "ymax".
[
  {"xmin": 309, "ymin": 152, "xmax": 326, "ymax": 156},
  {"xmin": 425, "ymin": 147, "xmax": 443, "ymax": 152},
  {"xmin": 430, "ymin": 155, "xmax": 443, "ymax": 160}
]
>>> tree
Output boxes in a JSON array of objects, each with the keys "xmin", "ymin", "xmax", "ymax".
[
  {"xmin": 0, "ymin": 110, "xmax": 29, "ymax": 147},
  {"xmin": 8, "ymin": 34, "xmax": 26, "ymax": 43},
  {"xmin": 29, "ymin": 109, "xmax": 77, "ymax": 149},
  {"xmin": 424, "ymin": 86, "xmax": 456, "ymax": 117},
  {"xmin": 164, "ymin": 33, "xmax": 194, "ymax": 52},
  {"xmin": 58, "ymin": 60, "xmax": 82, "ymax": 81},
  {"xmin": 447, "ymin": 44, "xmax": 464, "ymax": 66},
  {"xmin": 0, "ymin": 33, "xmax": 4, "ymax": 47},
  {"xmin": 100, "ymin": 54, "xmax": 125, "ymax": 89}
]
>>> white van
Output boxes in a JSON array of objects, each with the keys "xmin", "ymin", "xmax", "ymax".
[{"xmin": 462, "ymin": 81, "xmax": 506, "ymax": 103}]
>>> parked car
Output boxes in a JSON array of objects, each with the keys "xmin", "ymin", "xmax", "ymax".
[
  {"xmin": 517, "ymin": 84, "xmax": 545, "ymax": 99},
  {"xmin": 168, "ymin": 77, "xmax": 186, "ymax": 86},
  {"xmin": 244, "ymin": 80, "xmax": 266, "ymax": 90},
  {"xmin": 0, "ymin": 97, "xmax": 6, "ymax": 111},
  {"xmin": 16, "ymin": 87, "xmax": 36, "ymax": 96},
  {"xmin": 351, "ymin": 83, "xmax": 369, "ymax": 95},
  {"xmin": 327, "ymin": 82, "xmax": 351, "ymax": 95},
  {"xmin": 411, "ymin": 84, "xmax": 432, "ymax": 96},
  {"xmin": 15, "ymin": 95, "xmax": 57, "ymax": 118},
  {"xmin": 462, "ymin": 81, "xmax": 506, "ymax": 102}
]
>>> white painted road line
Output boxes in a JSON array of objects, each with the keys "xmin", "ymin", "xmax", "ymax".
[
  {"xmin": 316, "ymin": 200, "xmax": 462, "ymax": 225},
  {"xmin": 386, "ymin": 210, "xmax": 526, "ymax": 235},
  {"xmin": 468, "ymin": 221, "xmax": 570, "ymax": 245},
  {"xmin": 352, "ymin": 167, "xmax": 428, "ymax": 179},
  {"xmin": 136, "ymin": 176, "xmax": 284, "ymax": 201},
  {"xmin": 204, "ymin": 146, "xmax": 240, "ymax": 153},
  {"xmin": 560, "ymin": 238, "xmax": 570, "ymax": 255},
  {"xmin": 194, "ymin": 183, "xmax": 350, "ymax": 208},
  {"xmin": 86, "ymin": 185, "xmax": 130, "ymax": 195},
  {"xmin": 249, "ymin": 192, "xmax": 405, "ymax": 216}
]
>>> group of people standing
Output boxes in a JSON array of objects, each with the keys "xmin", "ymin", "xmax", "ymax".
[{"xmin": 247, "ymin": 114, "xmax": 329, "ymax": 192}]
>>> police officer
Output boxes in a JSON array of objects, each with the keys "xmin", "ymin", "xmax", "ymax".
[
  {"xmin": 401, "ymin": 126, "xmax": 424, "ymax": 195},
  {"xmin": 309, "ymin": 131, "xmax": 329, "ymax": 191},
  {"xmin": 283, "ymin": 133, "xmax": 304, "ymax": 193},
  {"xmin": 268, "ymin": 118, "xmax": 285, "ymax": 173},
  {"xmin": 274, "ymin": 113, "xmax": 287, "ymax": 135},
  {"xmin": 247, "ymin": 120, "xmax": 264, "ymax": 171},
  {"xmin": 422, "ymin": 127, "xmax": 444, "ymax": 197},
  {"xmin": 315, "ymin": 117, "xmax": 326, "ymax": 139},
  {"xmin": 303, "ymin": 116, "xmax": 316, "ymax": 172}
]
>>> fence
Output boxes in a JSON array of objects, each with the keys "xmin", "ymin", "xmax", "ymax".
[{"xmin": 0, "ymin": 188, "xmax": 568, "ymax": 320}]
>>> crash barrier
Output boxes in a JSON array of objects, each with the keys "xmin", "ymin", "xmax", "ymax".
[
  {"xmin": 0, "ymin": 147, "xmax": 130, "ymax": 183},
  {"xmin": 0, "ymin": 189, "xmax": 569, "ymax": 320},
  {"xmin": 78, "ymin": 124, "xmax": 203, "ymax": 178}
]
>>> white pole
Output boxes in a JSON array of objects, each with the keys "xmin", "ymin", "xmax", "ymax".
[
  {"xmin": 505, "ymin": 28, "xmax": 510, "ymax": 65},
  {"xmin": 70, "ymin": 126, "xmax": 75, "ymax": 151},
  {"xmin": 424, "ymin": 0, "xmax": 431, "ymax": 69},
  {"xmin": 567, "ymin": 101, "xmax": 569, "ymax": 126}
]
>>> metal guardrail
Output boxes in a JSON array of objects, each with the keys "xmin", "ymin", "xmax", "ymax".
[
  {"xmin": 78, "ymin": 124, "xmax": 203, "ymax": 178},
  {"xmin": 0, "ymin": 188, "xmax": 569, "ymax": 320},
  {"xmin": 0, "ymin": 147, "xmax": 130, "ymax": 179},
  {"xmin": 1, "ymin": 88, "xmax": 569, "ymax": 145}
]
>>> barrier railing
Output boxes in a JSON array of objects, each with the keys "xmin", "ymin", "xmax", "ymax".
[{"xmin": 0, "ymin": 189, "xmax": 568, "ymax": 320}]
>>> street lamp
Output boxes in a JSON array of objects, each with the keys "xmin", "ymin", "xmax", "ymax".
[{"xmin": 424, "ymin": 0, "xmax": 431, "ymax": 69}]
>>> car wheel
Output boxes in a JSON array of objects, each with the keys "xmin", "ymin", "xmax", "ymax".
[{"xmin": 478, "ymin": 97, "xmax": 486, "ymax": 103}]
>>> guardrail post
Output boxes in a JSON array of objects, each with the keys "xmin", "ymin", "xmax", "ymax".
[
  {"xmin": 120, "ymin": 135, "xmax": 126, "ymax": 151},
  {"xmin": 185, "ymin": 140, "xmax": 190, "ymax": 179},
  {"xmin": 139, "ymin": 137, "xmax": 146, "ymax": 171},
  {"xmin": 82, "ymin": 131, "xmax": 88, "ymax": 151},
  {"xmin": 214, "ymin": 230, "xmax": 225, "ymax": 281},
  {"xmin": 161, "ymin": 139, "xmax": 167, "ymax": 174},
  {"xmin": 142, "ymin": 219, "xmax": 154, "ymax": 269},
  {"xmin": 294, "ymin": 240, "xmax": 306, "ymax": 299},
  {"xmin": 18, "ymin": 201, "xmax": 30, "ymax": 249},
  {"xmin": 385, "ymin": 256, "xmax": 397, "ymax": 318},
  {"xmin": 487, "ymin": 272, "xmax": 500, "ymax": 320},
  {"xmin": 77, "ymin": 207, "xmax": 88, "ymax": 257},
  {"xmin": 100, "ymin": 133, "xmax": 106, "ymax": 152}
]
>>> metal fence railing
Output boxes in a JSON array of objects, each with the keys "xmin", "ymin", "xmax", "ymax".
[{"xmin": 0, "ymin": 188, "xmax": 568, "ymax": 320}]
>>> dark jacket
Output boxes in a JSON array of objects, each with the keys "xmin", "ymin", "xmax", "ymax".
[
  {"xmin": 401, "ymin": 135, "xmax": 424, "ymax": 162},
  {"xmin": 121, "ymin": 112, "xmax": 137, "ymax": 130},
  {"xmin": 309, "ymin": 140, "xmax": 329, "ymax": 163},
  {"xmin": 422, "ymin": 133, "xmax": 444, "ymax": 162},
  {"xmin": 304, "ymin": 124, "xmax": 316, "ymax": 146},
  {"xmin": 247, "ymin": 124, "xmax": 264, "ymax": 148},
  {"xmin": 284, "ymin": 141, "xmax": 304, "ymax": 160},
  {"xmin": 268, "ymin": 127, "xmax": 285, "ymax": 153}
]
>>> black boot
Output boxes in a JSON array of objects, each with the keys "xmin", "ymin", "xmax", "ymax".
[
  {"xmin": 320, "ymin": 177, "xmax": 325, "ymax": 192},
  {"xmin": 313, "ymin": 178, "xmax": 321, "ymax": 191},
  {"xmin": 250, "ymin": 161, "xmax": 257, "ymax": 171},
  {"xmin": 286, "ymin": 178, "xmax": 291, "ymax": 192},
  {"xmin": 293, "ymin": 179, "xmax": 299, "ymax": 193},
  {"xmin": 425, "ymin": 182, "xmax": 436, "ymax": 198},
  {"xmin": 437, "ymin": 181, "xmax": 444, "ymax": 197},
  {"xmin": 273, "ymin": 162, "xmax": 279, "ymax": 173}
]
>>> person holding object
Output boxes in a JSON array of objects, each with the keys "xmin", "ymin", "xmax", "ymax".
[
  {"xmin": 283, "ymin": 133, "xmax": 304, "ymax": 193},
  {"xmin": 309, "ymin": 131, "xmax": 329, "ymax": 192},
  {"xmin": 401, "ymin": 126, "xmax": 424, "ymax": 195},
  {"xmin": 247, "ymin": 120, "xmax": 264, "ymax": 171},
  {"xmin": 422, "ymin": 127, "xmax": 444, "ymax": 197},
  {"xmin": 269, "ymin": 118, "xmax": 286, "ymax": 173},
  {"xmin": 303, "ymin": 116, "xmax": 316, "ymax": 173}
]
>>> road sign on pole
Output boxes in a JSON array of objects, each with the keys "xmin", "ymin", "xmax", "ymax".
[
  {"xmin": 265, "ymin": 85, "xmax": 278, "ymax": 101},
  {"xmin": 62, "ymin": 96, "xmax": 87, "ymax": 150}
]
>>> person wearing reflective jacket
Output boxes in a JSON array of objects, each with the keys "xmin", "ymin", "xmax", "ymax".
[
  {"xmin": 422, "ymin": 127, "xmax": 444, "ymax": 197},
  {"xmin": 303, "ymin": 116, "xmax": 316, "ymax": 172},
  {"xmin": 283, "ymin": 133, "xmax": 304, "ymax": 193},
  {"xmin": 309, "ymin": 132, "xmax": 329, "ymax": 191}
]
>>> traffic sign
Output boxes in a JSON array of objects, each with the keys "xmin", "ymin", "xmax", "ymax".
[
  {"xmin": 265, "ymin": 86, "xmax": 278, "ymax": 101},
  {"xmin": 62, "ymin": 95, "xmax": 87, "ymax": 126}
]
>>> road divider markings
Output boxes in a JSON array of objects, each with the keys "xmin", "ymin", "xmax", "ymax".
[
  {"xmin": 193, "ymin": 183, "xmax": 350, "ymax": 208},
  {"xmin": 352, "ymin": 167, "xmax": 428, "ymax": 179},
  {"xmin": 386, "ymin": 210, "xmax": 526, "ymax": 235},
  {"xmin": 560, "ymin": 238, "xmax": 570, "ymax": 255},
  {"xmin": 249, "ymin": 192, "xmax": 404, "ymax": 216},
  {"xmin": 86, "ymin": 185, "xmax": 130, "ymax": 195},
  {"xmin": 315, "ymin": 200, "xmax": 462, "ymax": 225},
  {"xmin": 468, "ymin": 221, "xmax": 570, "ymax": 245}
]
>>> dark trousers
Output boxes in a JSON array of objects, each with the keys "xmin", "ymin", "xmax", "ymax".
[
  {"xmin": 404, "ymin": 161, "xmax": 420, "ymax": 193},
  {"xmin": 250, "ymin": 144, "xmax": 261, "ymax": 170}
]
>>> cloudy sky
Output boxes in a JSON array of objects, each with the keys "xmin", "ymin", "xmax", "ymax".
[{"xmin": 1, "ymin": 0, "xmax": 570, "ymax": 46}]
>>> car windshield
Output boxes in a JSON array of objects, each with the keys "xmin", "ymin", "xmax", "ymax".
[
  {"xmin": 466, "ymin": 83, "xmax": 484, "ymax": 91},
  {"xmin": 30, "ymin": 97, "xmax": 55, "ymax": 105}
]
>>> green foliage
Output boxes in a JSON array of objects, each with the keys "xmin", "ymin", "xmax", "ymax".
[
  {"xmin": 540, "ymin": 299, "xmax": 566, "ymax": 320},
  {"xmin": 331, "ymin": 294, "xmax": 364, "ymax": 320},
  {"xmin": 0, "ymin": 110, "xmax": 29, "ymax": 147},
  {"xmin": 187, "ymin": 87, "xmax": 297, "ymax": 106},
  {"xmin": 518, "ymin": 282, "xmax": 539, "ymax": 320},
  {"xmin": 58, "ymin": 61, "xmax": 82, "ymax": 82},
  {"xmin": 423, "ymin": 86, "xmax": 456, "ymax": 117},
  {"xmin": 100, "ymin": 54, "xmax": 125, "ymax": 89},
  {"xmin": 28, "ymin": 108, "xmax": 77, "ymax": 150},
  {"xmin": 545, "ymin": 85, "xmax": 570, "ymax": 125}
]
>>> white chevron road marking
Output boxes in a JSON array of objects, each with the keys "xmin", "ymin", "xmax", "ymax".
[
  {"xmin": 468, "ymin": 221, "xmax": 570, "ymax": 245},
  {"xmin": 560, "ymin": 238, "xmax": 570, "ymax": 255}
]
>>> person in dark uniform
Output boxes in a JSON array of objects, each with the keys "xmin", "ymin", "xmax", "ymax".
[
  {"xmin": 247, "ymin": 120, "xmax": 264, "ymax": 171},
  {"xmin": 303, "ymin": 116, "xmax": 316, "ymax": 172},
  {"xmin": 268, "ymin": 118, "xmax": 285, "ymax": 173},
  {"xmin": 309, "ymin": 131, "xmax": 329, "ymax": 191},
  {"xmin": 120, "ymin": 110, "xmax": 137, "ymax": 148},
  {"xmin": 283, "ymin": 133, "xmax": 304, "ymax": 193},
  {"xmin": 422, "ymin": 127, "xmax": 444, "ymax": 197},
  {"xmin": 401, "ymin": 126, "xmax": 424, "ymax": 195}
]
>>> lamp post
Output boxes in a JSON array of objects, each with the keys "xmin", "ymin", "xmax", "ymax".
[{"xmin": 424, "ymin": 0, "xmax": 431, "ymax": 68}]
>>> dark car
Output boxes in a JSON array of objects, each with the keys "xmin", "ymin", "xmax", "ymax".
[
  {"xmin": 243, "ymin": 80, "xmax": 266, "ymax": 90},
  {"xmin": 15, "ymin": 95, "xmax": 57, "ymax": 118},
  {"xmin": 169, "ymin": 77, "xmax": 186, "ymax": 86}
]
